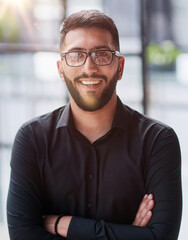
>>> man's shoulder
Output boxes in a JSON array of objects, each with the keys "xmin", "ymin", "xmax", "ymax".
[
  {"xmin": 121, "ymin": 102, "xmax": 173, "ymax": 134},
  {"xmin": 21, "ymin": 105, "xmax": 66, "ymax": 131},
  {"xmin": 120, "ymin": 103, "xmax": 179, "ymax": 152}
]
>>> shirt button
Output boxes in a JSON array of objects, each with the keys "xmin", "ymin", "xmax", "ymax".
[
  {"xmin": 88, "ymin": 174, "xmax": 94, "ymax": 179},
  {"xmin": 88, "ymin": 203, "xmax": 93, "ymax": 208}
]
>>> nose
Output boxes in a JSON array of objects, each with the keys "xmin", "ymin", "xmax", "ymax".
[{"xmin": 82, "ymin": 54, "xmax": 98, "ymax": 72}]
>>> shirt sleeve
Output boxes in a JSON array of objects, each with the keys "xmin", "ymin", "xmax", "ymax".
[
  {"xmin": 7, "ymin": 125, "xmax": 65, "ymax": 240},
  {"xmin": 7, "ymin": 124, "xmax": 182, "ymax": 240},
  {"xmin": 67, "ymin": 127, "xmax": 182, "ymax": 240}
]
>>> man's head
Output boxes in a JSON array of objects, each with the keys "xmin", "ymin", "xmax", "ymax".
[
  {"xmin": 57, "ymin": 10, "xmax": 124, "ymax": 112},
  {"xmin": 59, "ymin": 9, "xmax": 120, "ymax": 51}
]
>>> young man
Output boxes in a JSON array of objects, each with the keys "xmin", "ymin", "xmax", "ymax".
[{"xmin": 7, "ymin": 10, "xmax": 182, "ymax": 240}]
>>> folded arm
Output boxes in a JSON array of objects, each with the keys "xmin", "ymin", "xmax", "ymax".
[
  {"xmin": 43, "ymin": 194, "xmax": 154, "ymax": 237},
  {"xmin": 7, "ymin": 126, "xmax": 182, "ymax": 240},
  {"xmin": 44, "ymin": 128, "xmax": 182, "ymax": 240}
]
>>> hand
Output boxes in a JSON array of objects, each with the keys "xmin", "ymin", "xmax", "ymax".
[
  {"xmin": 43, "ymin": 215, "xmax": 72, "ymax": 237},
  {"xmin": 132, "ymin": 194, "xmax": 154, "ymax": 227}
]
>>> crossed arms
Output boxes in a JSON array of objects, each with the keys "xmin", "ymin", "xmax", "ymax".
[
  {"xmin": 43, "ymin": 194, "xmax": 154, "ymax": 237},
  {"xmin": 7, "ymin": 125, "xmax": 182, "ymax": 240}
]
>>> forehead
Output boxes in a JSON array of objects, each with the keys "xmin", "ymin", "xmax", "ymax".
[{"xmin": 61, "ymin": 27, "xmax": 115, "ymax": 51}]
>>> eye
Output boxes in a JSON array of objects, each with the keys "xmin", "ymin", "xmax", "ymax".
[
  {"xmin": 66, "ymin": 52, "xmax": 86, "ymax": 64},
  {"xmin": 95, "ymin": 51, "xmax": 109, "ymax": 57},
  {"xmin": 77, "ymin": 52, "xmax": 86, "ymax": 59},
  {"xmin": 68, "ymin": 52, "xmax": 84, "ymax": 58}
]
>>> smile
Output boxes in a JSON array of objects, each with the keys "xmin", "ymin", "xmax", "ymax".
[{"xmin": 80, "ymin": 80, "xmax": 102, "ymax": 86}]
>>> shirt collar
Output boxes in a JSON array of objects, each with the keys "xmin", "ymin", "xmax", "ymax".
[
  {"xmin": 56, "ymin": 97, "xmax": 130, "ymax": 132},
  {"xmin": 56, "ymin": 102, "xmax": 73, "ymax": 129},
  {"xmin": 111, "ymin": 97, "xmax": 130, "ymax": 132}
]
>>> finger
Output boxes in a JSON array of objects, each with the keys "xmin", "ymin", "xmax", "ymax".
[
  {"xmin": 136, "ymin": 194, "xmax": 153, "ymax": 215},
  {"xmin": 132, "ymin": 195, "xmax": 154, "ymax": 226},
  {"xmin": 140, "ymin": 210, "xmax": 153, "ymax": 227},
  {"xmin": 141, "ymin": 198, "xmax": 154, "ymax": 216},
  {"xmin": 138, "ymin": 199, "xmax": 154, "ymax": 222},
  {"xmin": 132, "ymin": 195, "xmax": 149, "ymax": 226}
]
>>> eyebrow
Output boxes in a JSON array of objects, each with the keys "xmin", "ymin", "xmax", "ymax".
[
  {"xmin": 90, "ymin": 46, "xmax": 111, "ymax": 51},
  {"xmin": 67, "ymin": 46, "xmax": 111, "ymax": 52}
]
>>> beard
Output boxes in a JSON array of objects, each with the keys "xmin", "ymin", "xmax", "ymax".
[{"xmin": 63, "ymin": 68, "xmax": 119, "ymax": 112}]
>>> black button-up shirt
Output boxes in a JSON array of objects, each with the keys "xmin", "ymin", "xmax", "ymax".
[{"xmin": 7, "ymin": 98, "xmax": 182, "ymax": 240}]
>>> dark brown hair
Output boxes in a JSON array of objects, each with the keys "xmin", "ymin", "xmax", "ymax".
[{"xmin": 59, "ymin": 9, "xmax": 120, "ymax": 50}]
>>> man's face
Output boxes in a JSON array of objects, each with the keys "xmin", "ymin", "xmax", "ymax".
[{"xmin": 57, "ymin": 27, "xmax": 124, "ymax": 111}]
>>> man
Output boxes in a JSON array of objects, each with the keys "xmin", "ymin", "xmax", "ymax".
[{"xmin": 7, "ymin": 10, "xmax": 182, "ymax": 240}]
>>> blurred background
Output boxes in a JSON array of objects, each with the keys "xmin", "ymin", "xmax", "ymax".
[{"xmin": 0, "ymin": 0, "xmax": 188, "ymax": 239}]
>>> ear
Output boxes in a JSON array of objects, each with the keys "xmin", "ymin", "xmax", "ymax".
[
  {"xmin": 57, "ymin": 60, "xmax": 65, "ymax": 82},
  {"xmin": 118, "ymin": 56, "xmax": 125, "ymax": 80}
]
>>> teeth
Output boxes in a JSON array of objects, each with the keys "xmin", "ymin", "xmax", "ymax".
[{"xmin": 81, "ymin": 80, "xmax": 100, "ymax": 85}]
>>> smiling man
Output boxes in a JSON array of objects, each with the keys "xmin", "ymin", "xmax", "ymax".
[
  {"xmin": 58, "ymin": 27, "xmax": 121, "ymax": 113},
  {"xmin": 7, "ymin": 10, "xmax": 182, "ymax": 240}
]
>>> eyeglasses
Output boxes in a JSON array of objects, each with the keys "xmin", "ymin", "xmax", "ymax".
[{"xmin": 60, "ymin": 50, "xmax": 121, "ymax": 67}]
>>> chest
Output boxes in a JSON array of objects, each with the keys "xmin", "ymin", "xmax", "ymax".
[{"xmin": 40, "ymin": 132, "xmax": 146, "ymax": 223}]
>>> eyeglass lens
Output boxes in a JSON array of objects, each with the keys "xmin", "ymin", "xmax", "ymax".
[{"xmin": 65, "ymin": 51, "xmax": 113, "ymax": 66}]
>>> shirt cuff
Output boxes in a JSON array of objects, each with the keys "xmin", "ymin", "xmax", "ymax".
[{"xmin": 67, "ymin": 216, "xmax": 103, "ymax": 240}]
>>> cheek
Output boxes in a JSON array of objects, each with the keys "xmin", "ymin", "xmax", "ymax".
[
  {"xmin": 107, "ymin": 65, "xmax": 119, "ymax": 79},
  {"xmin": 100, "ymin": 65, "xmax": 117, "ymax": 77},
  {"xmin": 63, "ymin": 66, "xmax": 78, "ymax": 80}
]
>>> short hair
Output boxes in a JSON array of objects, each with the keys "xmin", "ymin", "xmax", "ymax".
[{"xmin": 59, "ymin": 9, "xmax": 120, "ymax": 50}]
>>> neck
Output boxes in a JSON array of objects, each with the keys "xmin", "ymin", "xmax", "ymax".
[{"xmin": 70, "ymin": 94, "xmax": 118, "ymax": 143}]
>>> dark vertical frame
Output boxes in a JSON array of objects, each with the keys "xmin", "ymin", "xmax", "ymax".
[{"xmin": 140, "ymin": 0, "xmax": 148, "ymax": 114}]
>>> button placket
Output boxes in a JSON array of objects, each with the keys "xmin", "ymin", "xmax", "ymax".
[
  {"xmin": 88, "ymin": 173, "xmax": 94, "ymax": 180},
  {"xmin": 86, "ymin": 146, "xmax": 97, "ymax": 216}
]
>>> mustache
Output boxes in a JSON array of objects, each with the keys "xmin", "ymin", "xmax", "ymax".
[{"xmin": 74, "ymin": 73, "xmax": 107, "ymax": 83}]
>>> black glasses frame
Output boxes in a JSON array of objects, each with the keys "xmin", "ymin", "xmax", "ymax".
[{"xmin": 60, "ymin": 50, "xmax": 121, "ymax": 67}]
